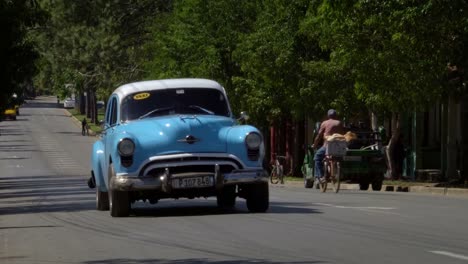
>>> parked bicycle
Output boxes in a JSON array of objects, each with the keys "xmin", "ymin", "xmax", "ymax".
[{"xmin": 270, "ymin": 154, "xmax": 286, "ymax": 184}]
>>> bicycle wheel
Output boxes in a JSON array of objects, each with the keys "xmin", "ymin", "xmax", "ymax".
[
  {"xmin": 270, "ymin": 166, "xmax": 279, "ymax": 184},
  {"xmin": 330, "ymin": 161, "xmax": 341, "ymax": 193},
  {"xmin": 319, "ymin": 161, "xmax": 329, "ymax": 193}
]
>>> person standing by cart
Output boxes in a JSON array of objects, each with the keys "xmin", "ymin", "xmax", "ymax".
[{"xmin": 312, "ymin": 109, "xmax": 345, "ymax": 183}]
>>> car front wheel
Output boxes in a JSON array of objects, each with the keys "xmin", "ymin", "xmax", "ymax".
[
  {"xmin": 246, "ymin": 182, "xmax": 269, "ymax": 213},
  {"xmin": 108, "ymin": 165, "xmax": 130, "ymax": 217}
]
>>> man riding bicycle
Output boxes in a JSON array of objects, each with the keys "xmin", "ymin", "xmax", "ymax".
[{"xmin": 312, "ymin": 109, "xmax": 345, "ymax": 183}]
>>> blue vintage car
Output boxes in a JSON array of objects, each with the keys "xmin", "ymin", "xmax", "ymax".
[{"xmin": 89, "ymin": 78, "xmax": 269, "ymax": 217}]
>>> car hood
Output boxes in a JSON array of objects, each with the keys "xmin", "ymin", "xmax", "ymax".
[{"xmin": 124, "ymin": 115, "xmax": 235, "ymax": 155}]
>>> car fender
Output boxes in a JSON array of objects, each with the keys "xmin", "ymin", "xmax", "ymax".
[
  {"xmin": 106, "ymin": 130, "xmax": 140, "ymax": 175},
  {"xmin": 91, "ymin": 140, "xmax": 108, "ymax": 192},
  {"xmin": 225, "ymin": 125, "xmax": 265, "ymax": 168}
]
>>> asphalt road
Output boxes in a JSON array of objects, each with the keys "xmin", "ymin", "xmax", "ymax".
[{"xmin": 1, "ymin": 96, "xmax": 468, "ymax": 264}]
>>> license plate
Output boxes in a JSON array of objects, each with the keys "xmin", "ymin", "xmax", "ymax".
[{"xmin": 172, "ymin": 176, "xmax": 213, "ymax": 189}]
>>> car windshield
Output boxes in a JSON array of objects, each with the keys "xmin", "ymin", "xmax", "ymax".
[{"xmin": 120, "ymin": 88, "xmax": 230, "ymax": 121}]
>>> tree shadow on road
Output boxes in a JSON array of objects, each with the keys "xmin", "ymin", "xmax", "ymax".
[
  {"xmin": 0, "ymin": 174, "xmax": 322, "ymax": 217},
  {"xmin": 55, "ymin": 131, "xmax": 83, "ymax": 136},
  {"xmin": 83, "ymin": 258, "xmax": 325, "ymax": 264},
  {"xmin": 22, "ymin": 101, "xmax": 63, "ymax": 109},
  {"xmin": 0, "ymin": 174, "xmax": 95, "ymax": 216},
  {"xmin": 0, "ymin": 257, "xmax": 325, "ymax": 264},
  {"xmin": 131, "ymin": 199, "xmax": 321, "ymax": 218}
]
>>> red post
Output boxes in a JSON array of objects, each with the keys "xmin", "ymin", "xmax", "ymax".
[{"xmin": 270, "ymin": 124, "xmax": 275, "ymax": 163}]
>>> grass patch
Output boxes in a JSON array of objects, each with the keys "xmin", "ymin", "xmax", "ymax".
[
  {"xmin": 67, "ymin": 108, "xmax": 105, "ymax": 134},
  {"xmin": 284, "ymin": 176, "xmax": 303, "ymax": 182}
]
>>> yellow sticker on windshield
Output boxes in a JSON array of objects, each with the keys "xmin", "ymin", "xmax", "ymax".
[{"xmin": 133, "ymin": 92, "xmax": 150, "ymax": 100}]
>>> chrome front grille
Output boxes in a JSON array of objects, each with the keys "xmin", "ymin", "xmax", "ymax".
[
  {"xmin": 140, "ymin": 154, "xmax": 242, "ymax": 177},
  {"xmin": 146, "ymin": 164, "xmax": 235, "ymax": 177}
]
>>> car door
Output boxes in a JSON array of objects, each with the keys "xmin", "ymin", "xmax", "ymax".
[{"xmin": 102, "ymin": 96, "xmax": 119, "ymax": 187}]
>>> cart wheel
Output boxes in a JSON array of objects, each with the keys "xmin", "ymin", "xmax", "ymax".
[
  {"xmin": 372, "ymin": 179, "xmax": 383, "ymax": 191},
  {"xmin": 304, "ymin": 177, "xmax": 314, "ymax": 188},
  {"xmin": 359, "ymin": 181, "xmax": 370, "ymax": 191}
]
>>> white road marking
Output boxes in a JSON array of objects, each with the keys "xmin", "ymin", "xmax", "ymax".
[
  {"xmin": 429, "ymin": 250, "xmax": 468, "ymax": 261},
  {"xmin": 314, "ymin": 202, "xmax": 396, "ymax": 210},
  {"xmin": 6, "ymin": 165, "xmax": 23, "ymax": 168}
]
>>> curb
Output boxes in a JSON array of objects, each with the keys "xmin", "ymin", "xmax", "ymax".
[{"xmin": 271, "ymin": 181, "xmax": 468, "ymax": 197}]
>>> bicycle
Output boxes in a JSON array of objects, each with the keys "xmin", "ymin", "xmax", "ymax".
[
  {"xmin": 82, "ymin": 124, "xmax": 90, "ymax": 136},
  {"xmin": 318, "ymin": 140, "xmax": 346, "ymax": 193},
  {"xmin": 318, "ymin": 154, "xmax": 342, "ymax": 193},
  {"xmin": 270, "ymin": 154, "xmax": 286, "ymax": 184}
]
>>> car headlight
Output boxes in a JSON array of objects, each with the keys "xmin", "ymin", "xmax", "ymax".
[
  {"xmin": 118, "ymin": 138, "xmax": 135, "ymax": 156},
  {"xmin": 245, "ymin": 132, "xmax": 262, "ymax": 149}
]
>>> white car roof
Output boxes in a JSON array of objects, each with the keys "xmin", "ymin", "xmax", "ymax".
[{"xmin": 113, "ymin": 78, "xmax": 226, "ymax": 100}]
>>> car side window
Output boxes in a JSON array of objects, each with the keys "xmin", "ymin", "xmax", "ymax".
[
  {"xmin": 105, "ymin": 97, "xmax": 113, "ymax": 126},
  {"xmin": 109, "ymin": 97, "xmax": 118, "ymax": 126}
]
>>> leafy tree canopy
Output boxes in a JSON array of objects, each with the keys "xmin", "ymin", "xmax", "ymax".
[
  {"xmin": 302, "ymin": 0, "xmax": 468, "ymax": 113},
  {"xmin": 0, "ymin": 0, "xmax": 43, "ymax": 107}
]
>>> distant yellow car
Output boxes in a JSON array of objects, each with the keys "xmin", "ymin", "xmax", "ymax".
[{"xmin": 4, "ymin": 107, "xmax": 17, "ymax": 120}]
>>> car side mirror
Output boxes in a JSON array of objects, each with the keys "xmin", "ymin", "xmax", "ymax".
[{"xmin": 237, "ymin": 111, "xmax": 249, "ymax": 123}]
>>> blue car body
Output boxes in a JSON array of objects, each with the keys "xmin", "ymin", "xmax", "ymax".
[{"xmin": 90, "ymin": 78, "xmax": 269, "ymax": 216}]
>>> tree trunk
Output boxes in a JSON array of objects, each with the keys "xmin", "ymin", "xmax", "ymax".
[
  {"xmin": 87, "ymin": 89, "xmax": 96, "ymax": 124},
  {"xmin": 86, "ymin": 88, "xmax": 91, "ymax": 119},
  {"xmin": 79, "ymin": 92, "xmax": 86, "ymax": 115},
  {"xmin": 446, "ymin": 95, "xmax": 459, "ymax": 180},
  {"xmin": 293, "ymin": 120, "xmax": 305, "ymax": 177},
  {"xmin": 386, "ymin": 112, "xmax": 401, "ymax": 180}
]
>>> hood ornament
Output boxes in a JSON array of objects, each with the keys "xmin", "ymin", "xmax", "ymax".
[{"xmin": 177, "ymin": 135, "xmax": 200, "ymax": 144}]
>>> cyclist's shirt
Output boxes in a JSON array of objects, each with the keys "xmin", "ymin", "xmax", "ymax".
[{"xmin": 319, "ymin": 119, "xmax": 344, "ymax": 144}]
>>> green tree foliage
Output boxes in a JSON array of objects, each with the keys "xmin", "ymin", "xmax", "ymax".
[
  {"xmin": 28, "ymin": 0, "xmax": 468, "ymax": 176},
  {"xmin": 303, "ymin": 0, "xmax": 468, "ymax": 112},
  {"xmin": 233, "ymin": 0, "xmax": 311, "ymax": 124},
  {"xmin": 0, "ymin": 0, "xmax": 43, "ymax": 108},
  {"xmin": 145, "ymin": 0, "xmax": 257, "ymax": 116},
  {"xmin": 33, "ymin": 0, "xmax": 170, "ymax": 121},
  {"xmin": 302, "ymin": 0, "xmax": 468, "ymax": 178}
]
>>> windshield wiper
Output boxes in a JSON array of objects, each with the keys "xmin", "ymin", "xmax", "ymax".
[
  {"xmin": 138, "ymin": 106, "xmax": 175, "ymax": 119},
  {"xmin": 187, "ymin": 105, "xmax": 214, "ymax": 115}
]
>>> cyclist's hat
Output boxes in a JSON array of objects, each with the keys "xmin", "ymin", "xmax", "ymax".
[{"xmin": 327, "ymin": 109, "xmax": 337, "ymax": 117}]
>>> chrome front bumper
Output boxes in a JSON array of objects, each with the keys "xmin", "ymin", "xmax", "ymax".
[{"xmin": 110, "ymin": 165, "xmax": 268, "ymax": 192}]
